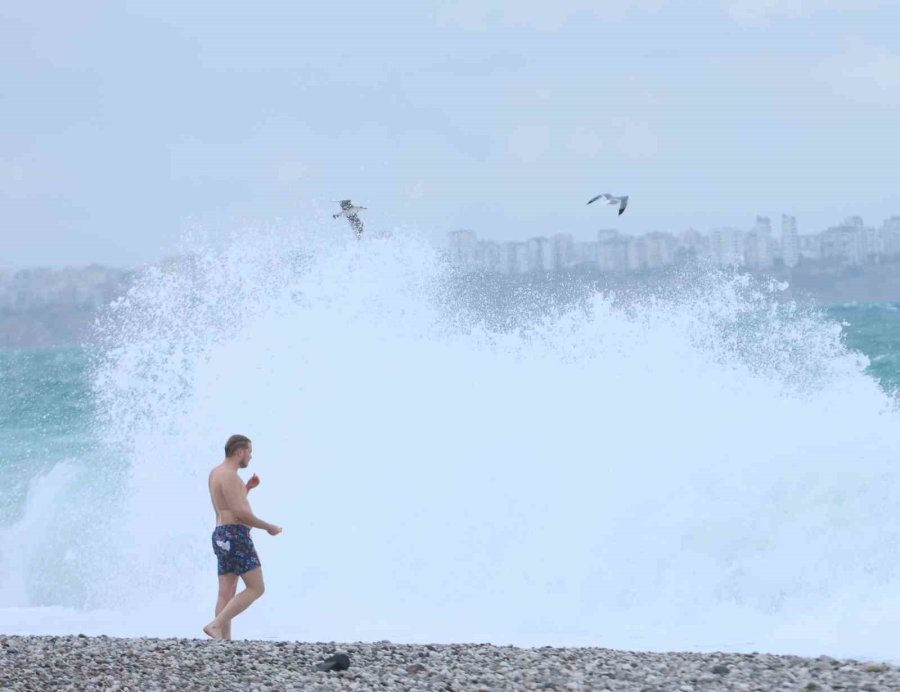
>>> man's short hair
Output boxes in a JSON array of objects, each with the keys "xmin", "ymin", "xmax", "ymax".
[{"xmin": 225, "ymin": 434, "xmax": 252, "ymax": 457}]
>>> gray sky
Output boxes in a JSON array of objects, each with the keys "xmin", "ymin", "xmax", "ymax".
[{"xmin": 2, "ymin": 0, "xmax": 900, "ymax": 268}]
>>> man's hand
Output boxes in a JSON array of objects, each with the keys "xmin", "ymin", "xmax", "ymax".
[
  {"xmin": 267, "ymin": 525, "xmax": 283, "ymax": 536},
  {"xmin": 246, "ymin": 474, "xmax": 260, "ymax": 491}
]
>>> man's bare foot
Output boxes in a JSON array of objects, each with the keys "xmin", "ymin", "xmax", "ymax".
[{"xmin": 203, "ymin": 622, "xmax": 224, "ymax": 639}]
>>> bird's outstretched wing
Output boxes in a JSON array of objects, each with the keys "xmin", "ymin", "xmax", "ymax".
[
  {"xmin": 618, "ymin": 196, "xmax": 629, "ymax": 215},
  {"xmin": 587, "ymin": 193, "xmax": 611, "ymax": 205},
  {"xmin": 347, "ymin": 214, "xmax": 365, "ymax": 239}
]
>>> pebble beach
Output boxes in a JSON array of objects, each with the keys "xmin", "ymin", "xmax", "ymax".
[{"xmin": 1, "ymin": 635, "xmax": 898, "ymax": 691}]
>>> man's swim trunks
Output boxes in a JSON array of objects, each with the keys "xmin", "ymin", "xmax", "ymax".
[{"xmin": 211, "ymin": 524, "xmax": 261, "ymax": 575}]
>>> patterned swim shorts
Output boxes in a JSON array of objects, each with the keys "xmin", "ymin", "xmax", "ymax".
[{"xmin": 211, "ymin": 524, "xmax": 261, "ymax": 575}]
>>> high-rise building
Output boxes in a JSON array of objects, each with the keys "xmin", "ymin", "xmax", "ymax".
[
  {"xmin": 448, "ymin": 230, "xmax": 477, "ymax": 270},
  {"xmin": 597, "ymin": 229, "xmax": 628, "ymax": 273},
  {"xmin": 798, "ymin": 234, "xmax": 821, "ymax": 260},
  {"xmin": 744, "ymin": 216, "xmax": 774, "ymax": 269},
  {"xmin": 821, "ymin": 218, "xmax": 865, "ymax": 265},
  {"xmin": 861, "ymin": 226, "xmax": 883, "ymax": 261},
  {"xmin": 677, "ymin": 229, "xmax": 709, "ymax": 263},
  {"xmin": 571, "ymin": 241, "xmax": 599, "ymax": 267},
  {"xmin": 882, "ymin": 217, "xmax": 900, "ymax": 258},
  {"xmin": 781, "ymin": 214, "xmax": 799, "ymax": 268},
  {"xmin": 502, "ymin": 241, "xmax": 529, "ymax": 274},
  {"xmin": 597, "ymin": 229, "xmax": 618, "ymax": 244},
  {"xmin": 551, "ymin": 233, "xmax": 574, "ymax": 271},
  {"xmin": 474, "ymin": 241, "xmax": 502, "ymax": 273},
  {"xmin": 626, "ymin": 236, "xmax": 647, "ymax": 272},
  {"xmin": 709, "ymin": 227, "xmax": 744, "ymax": 266},
  {"xmin": 644, "ymin": 232, "xmax": 676, "ymax": 269},
  {"xmin": 526, "ymin": 237, "xmax": 553, "ymax": 272}
]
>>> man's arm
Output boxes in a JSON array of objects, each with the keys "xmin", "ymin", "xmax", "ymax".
[{"xmin": 221, "ymin": 474, "xmax": 277, "ymax": 532}]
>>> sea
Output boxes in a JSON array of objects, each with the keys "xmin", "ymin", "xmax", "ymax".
[{"xmin": 2, "ymin": 226, "xmax": 900, "ymax": 660}]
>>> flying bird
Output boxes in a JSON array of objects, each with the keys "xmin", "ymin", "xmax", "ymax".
[
  {"xmin": 587, "ymin": 193, "xmax": 629, "ymax": 216},
  {"xmin": 332, "ymin": 200, "xmax": 367, "ymax": 239}
]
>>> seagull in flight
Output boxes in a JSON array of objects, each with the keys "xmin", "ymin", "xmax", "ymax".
[
  {"xmin": 332, "ymin": 200, "xmax": 367, "ymax": 239},
  {"xmin": 587, "ymin": 193, "xmax": 629, "ymax": 216}
]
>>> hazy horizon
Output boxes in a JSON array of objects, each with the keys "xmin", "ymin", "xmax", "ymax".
[{"xmin": 3, "ymin": 1, "xmax": 900, "ymax": 269}]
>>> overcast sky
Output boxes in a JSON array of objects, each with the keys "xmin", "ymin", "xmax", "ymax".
[{"xmin": 2, "ymin": 0, "xmax": 900, "ymax": 268}]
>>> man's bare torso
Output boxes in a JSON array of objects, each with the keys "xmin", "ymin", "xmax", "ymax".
[{"xmin": 209, "ymin": 464, "xmax": 246, "ymax": 526}]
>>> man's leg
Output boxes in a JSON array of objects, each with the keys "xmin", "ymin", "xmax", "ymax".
[
  {"xmin": 203, "ymin": 568, "xmax": 265, "ymax": 639},
  {"xmin": 215, "ymin": 574, "xmax": 239, "ymax": 640}
]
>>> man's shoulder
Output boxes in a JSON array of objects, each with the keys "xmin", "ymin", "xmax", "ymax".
[
  {"xmin": 209, "ymin": 464, "xmax": 230, "ymax": 481},
  {"xmin": 210, "ymin": 465, "xmax": 240, "ymax": 484}
]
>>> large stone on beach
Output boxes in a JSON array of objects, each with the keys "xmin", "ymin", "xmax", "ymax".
[{"xmin": 315, "ymin": 652, "xmax": 351, "ymax": 672}]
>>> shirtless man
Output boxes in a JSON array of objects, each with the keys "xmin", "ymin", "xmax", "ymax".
[{"xmin": 203, "ymin": 434, "xmax": 282, "ymax": 640}]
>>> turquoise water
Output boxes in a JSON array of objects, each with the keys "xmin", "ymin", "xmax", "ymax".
[
  {"xmin": 828, "ymin": 303, "xmax": 900, "ymax": 394},
  {"xmin": 0, "ymin": 348, "xmax": 96, "ymax": 524}
]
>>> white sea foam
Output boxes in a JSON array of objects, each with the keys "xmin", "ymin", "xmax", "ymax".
[{"xmin": 3, "ymin": 223, "xmax": 900, "ymax": 659}]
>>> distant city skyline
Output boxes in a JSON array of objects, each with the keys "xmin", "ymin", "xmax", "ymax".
[
  {"xmin": 3, "ymin": 209, "xmax": 900, "ymax": 272},
  {"xmin": 3, "ymin": 3, "xmax": 900, "ymax": 268},
  {"xmin": 5, "ymin": 211, "xmax": 900, "ymax": 347},
  {"xmin": 447, "ymin": 213, "xmax": 900, "ymax": 276}
]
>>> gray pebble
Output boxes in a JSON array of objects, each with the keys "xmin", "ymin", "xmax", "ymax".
[{"xmin": 2, "ymin": 634, "xmax": 899, "ymax": 691}]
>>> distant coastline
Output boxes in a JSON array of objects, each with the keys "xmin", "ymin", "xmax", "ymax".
[
  {"xmin": 2, "ymin": 260, "xmax": 899, "ymax": 348},
  {"xmin": 0, "ymin": 265, "xmax": 131, "ymax": 348},
  {"xmin": 573, "ymin": 259, "xmax": 900, "ymax": 307}
]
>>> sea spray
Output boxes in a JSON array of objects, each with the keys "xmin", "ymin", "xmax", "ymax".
[{"xmin": 3, "ymin": 225, "xmax": 900, "ymax": 658}]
